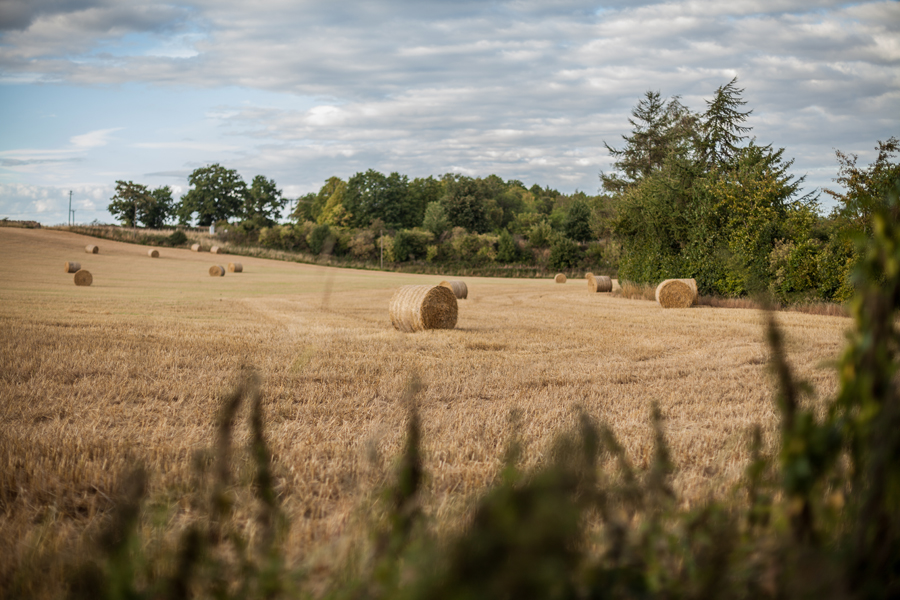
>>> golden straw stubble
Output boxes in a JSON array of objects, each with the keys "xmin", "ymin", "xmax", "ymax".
[
  {"xmin": 73, "ymin": 269, "xmax": 92, "ymax": 286},
  {"xmin": 147, "ymin": 249, "xmax": 159, "ymax": 258},
  {"xmin": 389, "ymin": 285, "xmax": 458, "ymax": 332},
  {"xmin": 439, "ymin": 280, "xmax": 467, "ymax": 299},
  {"xmin": 64, "ymin": 261, "xmax": 81, "ymax": 273},
  {"xmin": 655, "ymin": 278, "xmax": 698, "ymax": 308},
  {"xmin": 209, "ymin": 265, "xmax": 225, "ymax": 277},
  {"xmin": 554, "ymin": 273, "xmax": 566, "ymax": 283},
  {"xmin": 588, "ymin": 275, "xmax": 612, "ymax": 293},
  {"xmin": 228, "ymin": 262, "xmax": 243, "ymax": 273},
  {"xmin": 85, "ymin": 245, "xmax": 99, "ymax": 254}
]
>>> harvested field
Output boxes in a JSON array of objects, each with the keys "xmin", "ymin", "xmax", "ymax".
[{"xmin": 0, "ymin": 227, "xmax": 849, "ymax": 593}]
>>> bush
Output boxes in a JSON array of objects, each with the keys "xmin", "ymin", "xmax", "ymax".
[
  {"xmin": 166, "ymin": 230, "xmax": 188, "ymax": 247},
  {"xmin": 392, "ymin": 229, "xmax": 434, "ymax": 262},
  {"xmin": 307, "ymin": 223, "xmax": 333, "ymax": 255},
  {"xmin": 549, "ymin": 237, "xmax": 582, "ymax": 270},
  {"xmin": 496, "ymin": 229, "xmax": 519, "ymax": 263}
]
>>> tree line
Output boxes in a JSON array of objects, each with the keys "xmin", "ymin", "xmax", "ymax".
[{"xmin": 108, "ymin": 77, "xmax": 898, "ymax": 301}]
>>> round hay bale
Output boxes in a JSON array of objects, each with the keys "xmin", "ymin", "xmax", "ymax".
[
  {"xmin": 655, "ymin": 278, "xmax": 698, "ymax": 308},
  {"xmin": 589, "ymin": 275, "xmax": 613, "ymax": 293},
  {"xmin": 209, "ymin": 265, "xmax": 225, "ymax": 277},
  {"xmin": 210, "ymin": 246, "xmax": 222, "ymax": 254},
  {"xmin": 191, "ymin": 243, "xmax": 201, "ymax": 252},
  {"xmin": 439, "ymin": 280, "xmax": 468, "ymax": 299},
  {"xmin": 73, "ymin": 269, "xmax": 92, "ymax": 286},
  {"xmin": 147, "ymin": 249, "xmax": 159, "ymax": 258},
  {"xmin": 85, "ymin": 245, "xmax": 99, "ymax": 254},
  {"xmin": 585, "ymin": 272, "xmax": 594, "ymax": 279},
  {"xmin": 64, "ymin": 261, "xmax": 81, "ymax": 273},
  {"xmin": 554, "ymin": 273, "xmax": 566, "ymax": 283},
  {"xmin": 228, "ymin": 262, "xmax": 243, "ymax": 273},
  {"xmin": 389, "ymin": 285, "xmax": 458, "ymax": 332}
]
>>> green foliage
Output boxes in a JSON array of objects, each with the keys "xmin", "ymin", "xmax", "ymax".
[
  {"xmin": 392, "ymin": 229, "xmax": 434, "ymax": 262},
  {"xmin": 441, "ymin": 174, "xmax": 493, "ymax": 233},
  {"xmin": 548, "ymin": 237, "xmax": 582, "ymax": 270},
  {"xmin": 166, "ymin": 229, "xmax": 188, "ymax": 247},
  {"xmin": 563, "ymin": 198, "xmax": 592, "ymax": 242},
  {"xmin": 496, "ymin": 229, "xmax": 520, "ymax": 263},
  {"xmin": 307, "ymin": 223, "xmax": 333, "ymax": 255},
  {"xmin": 108, "ymin": 180, "xmax": 173, "ymax": 228},
  {"xmin": 244, "ymin": 175, "xmax": 285, "ymax": 226},
  {"xmin": 526, "ymin": 220, "xmax": 554, "ymax": 249},
  {"xmin": 344, "ymin": 170, "xmax": 412, "ymax": 228},
  {"xmin": 421, "ymin": 201, "xmax": 449, "ymax": 236},
  {"xmin": 177, "ymin": 164, "xmax": 247, "ymax": 226}
]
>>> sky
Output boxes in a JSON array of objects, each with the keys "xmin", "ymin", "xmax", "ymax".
[{"xmin": 0, "ymin": 0, "xmax": 897, "ymax": 225}]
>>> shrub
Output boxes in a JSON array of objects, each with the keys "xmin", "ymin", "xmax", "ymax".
[
  {"xmin": 166, "ymin": 230, "xmax": 188, "ymax": 247},
  {"xmin": 549, "ymin": 237, "xmax": 582, "ymax": 270},
  {"xmin": 307, "ymin": 223, "xmax": 333, "ymax": 255}
]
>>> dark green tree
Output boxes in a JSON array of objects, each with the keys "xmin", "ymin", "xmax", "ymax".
[
  {"xmin": 441, "ymin": 174, "xmax": 491, "ymax": 233},
  {"xmin": 601, "ymin": 91, "xmax": 694, "ymax": 193},
  {"xmin": 108, "ymin": 180, "xmax": 151, "ymax": 228},
  {"xmin": 825, "ymin": 137, "xmax": 900, "ymax": 235},
  {"xmin": 244, "ymin": 175, "xmax": 285, "ymax": 226},
  {"xmin": 140, "ymin": 186, "xmax": 173, "ymax": 229},
  {"xmin": 290, "ymin": 192, "xmax": 318, "ymax": 223},
  {"xmin": 699, "ymin": 77, "xmax": 752, "ymax": 169},
  {"xmin": 549, "ymin": 237, "xmax": 582, "ymax": 270},
  {"xmin": 422, "ymin": 201, "xmax": 449, "ymax": 236},
  {"xmin": 344, "ymin": 170, "xmax": 411, "ymax": 228},
  {"xmin": 177, "ymin": 164, "xmax": 247, "ymax": 226},
  {"xmin": 496, "ymin": 229, "xmax": 519, "ymax": 263},
  {"xmin": 563, "ymin": 198, "xmax": 592, "ymax": 242}
]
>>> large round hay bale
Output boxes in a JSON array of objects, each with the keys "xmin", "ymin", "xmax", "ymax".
[
  {"xmin": 554, "ymin": 273, "xmax": 566, "ymax": 283},
  {"xmin": 228, "ymin": 262, "xmax": 243, "ymax": 273},
  {"xmin": 585, "ymin": 272, "xmax": 594, "ymax": 279},
  {"xmin": 389, "ymin": 285, "xmax": 458, "ymax": 332},
  {"xmin": 589, "ymin": 275, "xmax": 613, "ymax": 293},
  {"xmin": 147, "ymin": 249, "xmax": 159, "ymax": 258},
  {"xmin": 210, "ymin": 246, "xmax": 222, "ymax": 254},
  {"xmin": 655, "ymin": 278, "xmax": 698, "ymax": 308},
  {"xmin": 85, "ymin": 245, "xmax": 99, "ymax": 254},
  {"xmin": 191, "ymin": 243, "xmax": 201, "ymax": 252},
  {"xmin": 439, "ymin": 280, "xmax": 468, "ymax": 299},
  {"xmin": 64, "ymin": 261, "xmax": 81, "ymax": 273},
  {"xmin": 209, "ymin": 265, "xmax": 225, "ymax": 277},
  {"xmin": 73, "ymin": 269, "xmax": 92, "ymax": 286}
]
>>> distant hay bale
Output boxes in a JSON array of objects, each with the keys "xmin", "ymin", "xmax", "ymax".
[
  {"xmin": 389, "ymin": 285, "xmax": 458, "ymax": 332},
  {"xmin": 64, "ymin": 261, "xmax": 81, "ymax": 273},
  {"xmin": 211, "ymin": 246, "xmax": 222, "ymax": 254},
  {"xmin": 73, "ymin": 269, "xmax": 92, "ymax": 286},
  {"xmin": 191, "ymin": 243, "xmax": 201, "ymax": 252},
  {"xmin": 439, "ymin": 280, "xmax": 468, "ymax": 299},
  {"xmin": 147, "ymin": 249, "xmax": 159, "ymax": 258},
  {"xmin": 655, "ymin": 278, "xmax": 698, "ymax": 308},
  {"xmin": 85, "ymin": 245, "xmax": 98, "ymax": 254},
  {"xmin": 554, "ymin": 273, "xmax": 566, "ymax": 283},
  {"xmin": 209, "ymin": 265, "xmax": 225, "ymax": 277},
  {"xmin": 228, "ymin": 262, "xmax": 243, "ymax": 273},
  {"xmin": 589, "ymin": 275, "xmax": 613, "ymax": 293}
]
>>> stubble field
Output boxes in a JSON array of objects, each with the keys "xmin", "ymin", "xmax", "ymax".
[{"xmin": 0, "ymin": 226, "xmax": 849, "ymax": 587}]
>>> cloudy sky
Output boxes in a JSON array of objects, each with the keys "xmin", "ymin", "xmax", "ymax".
[{"xmin": 1, "ymin": 0, "xmax": 897, "ymax": 225}]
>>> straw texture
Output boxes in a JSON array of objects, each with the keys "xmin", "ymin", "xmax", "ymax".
[
  {"xmin": 64, "ymin": 261, "xmax": 81, "ymax": 273},
  {"xmin": 209, "ymin": 265, "xmax": 225, "ymax": 277},
  {"xmin": 210, "ymin": 246, "xmax": 222, "ymax": 254},
  {"xmin": 656, "ymin": 278, "xmax": 698, "ymax": 308},
  {"xmin": 389, "ymin": 285, "xmax": 458, "ymax": 332},
  {"xmin": 85, "ymin": 245, "xmax": 99, "ymax": 254},
  {"xmin": 439, "ymin": 280, "xmax": 468, "ymax": 299},
  {"xmin": 73, "ymin": 269, "xmax": 92, "ymax": 286},
  {"xmin": 554, "ymin": 273, "xmax": 566, "ymax": 283},
  {"xmin": 147, "ymin": 249, "xmax": 159, "ymax": 258},
  {"xmin": 588, "ymin": 275, "xmax": 613, "ymax": 293},
  {"xmin": 191, "ymin": 243, "xmax": 201, "ymax": 252},
  {"xmin": 228, "ymin": 262, "xmax": 243, "ymax": 273}
]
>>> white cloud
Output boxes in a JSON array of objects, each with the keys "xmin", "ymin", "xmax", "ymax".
[{"xmin": 70, "ymin": 127, "xmax": 122, "ymax": 148}]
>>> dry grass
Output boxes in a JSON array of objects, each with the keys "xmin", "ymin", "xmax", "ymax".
[{"xmin": 0, "ymin": 228, "xmax": 850, "ymax": 595}]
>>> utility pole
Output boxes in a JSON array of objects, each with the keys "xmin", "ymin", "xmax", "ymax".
[
  {"xmin": 380, "ymin": 229, "xmax": 383, "ymax": 271},
  {"xmin": 68, "ymin": 190, "xmax": 73, "ymax": 225}
]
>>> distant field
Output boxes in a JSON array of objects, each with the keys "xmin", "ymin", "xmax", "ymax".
[{"xmin": 0, "ymin": 227, "xmax": 848, "ymax": 585}]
